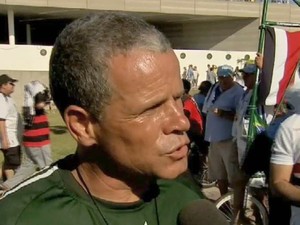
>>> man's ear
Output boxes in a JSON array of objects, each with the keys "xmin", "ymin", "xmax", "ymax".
[{"xmin": 64, "ymin": 105, "xmax": 99, "ymax": 146}]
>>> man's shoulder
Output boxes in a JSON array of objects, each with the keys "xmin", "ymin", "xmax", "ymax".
[
  {"xmin": 222, "ymin": 83, "xmax": 243, "ymax": 102},
  {"xmin": 232, "ymin": 82, "xmax": 244, "ymax": 92},
  {"xmin": 273, "ymin": 114, "xmax": 300, "ymax": 138},
  {"xmin": 156, "ymin": 177, "xmax": 203, "ymax": 215},
  {"xmin": 281, "ymin": 114, "xmax": 300, "ymax": 129},
  {"xmin": 0, "ymin": 93, "xmax": 6, "ymax": 105},
  {"xmin": 0, "ymin": 166, "xmax": 60, "ymax": 197},
  {"xmin": 0, "ymin": 154, "xmax": 78, "ymax": 202},
  {"xmin": 0, "ymin": 166, "xmax": 62, "ymax": 223},
  {"xmin": 218, "ymin": 83, "xmax": 243, "ymax": 102},
  {"xmin": 184, "ymin": 97, "xmax": 198, "ymax": 109}
]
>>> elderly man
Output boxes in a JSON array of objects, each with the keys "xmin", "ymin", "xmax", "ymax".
[
  {"xmin": 0, "ymin": 74, "xmax": 21, "ymax": 181},
  {"xmin": 203, "ymin": 65, "xmax": 244, "ymax": 196},
  {"xmin": 0, "ymin": 12, "xmax": 216, "ymax": 225}
]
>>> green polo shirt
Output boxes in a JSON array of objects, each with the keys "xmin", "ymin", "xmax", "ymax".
[{"xmin": 0, "ymin": 155, "xmax": 202, "ymax": 225}]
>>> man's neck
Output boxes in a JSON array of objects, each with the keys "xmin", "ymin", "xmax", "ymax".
[
  {"xmin": 0, "ymin": 90, "xmax": 9, "ymax": 97},
  {"xmin": 72, "ymin": 162, "xmax": 153, "ymax": 203},
  {"xmin": 222, "ymin": 82, "xmax": 235, "ymax": 92}
]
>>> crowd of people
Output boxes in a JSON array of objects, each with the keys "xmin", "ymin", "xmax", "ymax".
[
  {"xmin": 184, "ymin": 51, "xmax": 300, "ymax": 225},
  {"xmin": 0, "ymin": 11, "xmax": 299, "ymax": 225},
  {"xmin": 181, "ymin": 65, "xmax": 200, "ymax": 89}
]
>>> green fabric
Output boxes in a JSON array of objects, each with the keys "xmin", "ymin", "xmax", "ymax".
[
  {"xmin": 293, "ymin": 0, "xmax": 300, "ymax": 7},
  {"xmin": 252, "ymin": 109, "xmax": 267, "ymax": 136},
  {"xmin": 0, "ymin": 155, "xmax": 202, "ymax": 225},
  {"xmin": 175, "ymin": 172, "xmax": 204, "ymax": 198}
]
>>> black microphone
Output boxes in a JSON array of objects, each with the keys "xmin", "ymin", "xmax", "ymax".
[{"xmin": 178, "ymin": 199, "xmax": 229, "ymax": 225}]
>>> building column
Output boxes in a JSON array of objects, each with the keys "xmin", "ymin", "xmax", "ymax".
[
  {"xmin": 26, "ymin": 24, "xmax": 32, "ymax": 44},
  {"xmin": 7, "ymin": 9, "xmax": 15, "ymax": 45}
]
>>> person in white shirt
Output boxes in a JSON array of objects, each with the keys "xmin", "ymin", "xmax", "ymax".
[
  {"xmin": 270, "ymin": 87, "xmax": 300, "ymax": 225},
  {"xmin": 0, "ymin": 74, "xmax": 22, "ymax": 180}
]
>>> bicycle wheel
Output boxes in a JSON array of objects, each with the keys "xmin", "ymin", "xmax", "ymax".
[{"xmin": 215, "ymin": 192, "xmax": 269, "ymax": 225}]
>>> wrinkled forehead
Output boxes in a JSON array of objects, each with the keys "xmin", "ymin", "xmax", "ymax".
[{"xmin": 108, "ymin": 50, "xmax": 180, "ymax": 93}]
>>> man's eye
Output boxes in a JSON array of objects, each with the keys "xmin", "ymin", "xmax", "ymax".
[
  {"xmin": 175, "ymin": 96, "xmax": 182, "ymax": 101},
  {"xmin": 148, "ymin": 102, "xmax": 162, "ymax": 111}
]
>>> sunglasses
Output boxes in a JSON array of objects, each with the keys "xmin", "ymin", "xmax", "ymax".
[{"xmin": 9, "ymin": 82, "xmax": 15, "ymax": 86}]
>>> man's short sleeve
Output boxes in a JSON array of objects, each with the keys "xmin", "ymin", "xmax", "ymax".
[
  {"xmin": 0, "ymin": 94, "xmax": 8, "ymax": 119},
  {"xmin": 270, "ymin": 122, "xmax": 294, "ymax": 165}
]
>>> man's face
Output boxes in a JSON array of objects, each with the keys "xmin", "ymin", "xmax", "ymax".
[
  {"xmin": 218, "ymin": 76, "xmax": 234, "ymax": 91},
  {"xmin": 242, "ymin": 73, "xmax": 256, "ymax": 90},
  {"xmin": 95, "ymin": 50, "xmax": 190, "ymax": 179},
  {"xmin": 1, "ymin": 82, "xmax": 15, "ymax": 95}
]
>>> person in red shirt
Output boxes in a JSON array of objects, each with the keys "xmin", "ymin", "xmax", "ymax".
[
  {"xmin": 182, "ymin": 79, "xmax": 205, "ymax": 175},
  {"xmin": 182, "ymin": 79, "xmax": 203, "ymax": 137}
]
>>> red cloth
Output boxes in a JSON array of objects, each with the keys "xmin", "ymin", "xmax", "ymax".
[
  {"xmin": 23, "ymin": 114, "xmax": 50, "ymax": 147},
  {"xmin": 183, "ymin": 97, "xmax": 203, "ymax": 135}
]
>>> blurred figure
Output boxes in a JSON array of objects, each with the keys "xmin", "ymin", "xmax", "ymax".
[
  {"xmin": 233, "ymin": 63, "xmax": 257, "ymax": 165},
  {"xmin": 231, "ymin": 62, "xmax": 260, "ymax": 224},
  {"xmin": 193, "ymin": 81, "xmax": 212, "ymax": 115},
  {"xmin": 234, "ymin": 66, "xmax": 244, "ymax": 86},
  {"xmin": 182, "ymin": 79, "xmax": 204, "ymax": 147},
  {"xmin": 182, "ymin": 67, "xmax": 187, "ymax": 79},
  {"xmin": 203, "ymin": 65, "xmax": 244, "ymax": 197},
  {"xmin": 0, "ymin": 74, "xmax": 21, "ymax": 181},
  {"xmin": 192, "ymin": 66, "xmax": 199, "ymax": 89},
  {"xmin": 1, "ymin": 81, "xmax": 52, "ymax": 190},
  {"xmin": 206, "ymin": 65, "xmax": 217, "ymax": 84},
  {"xmin": 187, "ymin": 64, "xmax": 194, "ymax": 85},
  {"xmin": 182, "ymin": 79, "xmax": 205, "ymax": 175}
]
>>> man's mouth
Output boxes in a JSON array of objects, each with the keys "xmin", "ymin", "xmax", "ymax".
[{"xmin": 166, "ymin": 144, "xmax": 188, "ymax": 160}]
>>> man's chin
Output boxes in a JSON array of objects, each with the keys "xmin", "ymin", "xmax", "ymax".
[{"xmin": 157, "ymin": 161, "xmax": 188, "ymax": 180}]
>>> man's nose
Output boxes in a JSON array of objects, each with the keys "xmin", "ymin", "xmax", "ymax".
[{"xmin": 163, "ymin": 99, "xmax": 190, "ymax": 134}]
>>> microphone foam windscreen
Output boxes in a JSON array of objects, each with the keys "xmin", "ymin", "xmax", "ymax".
[{"xmin": 178, "ymin": 199, "xmax": 229, "ymax": 225}]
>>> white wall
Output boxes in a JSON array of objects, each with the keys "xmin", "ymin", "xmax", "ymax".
[
  {"xmin": 0, "ymin": 44, "xmax": 52, "ymax": 71},
  {"xmin": 0, "ymin": 44, "xmax": 255, "ymax": 74}
]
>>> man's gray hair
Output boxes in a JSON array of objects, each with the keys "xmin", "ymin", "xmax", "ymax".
[{"xmin": 49, "ymin": 12, "xmax": 172, "ymax": 120}]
